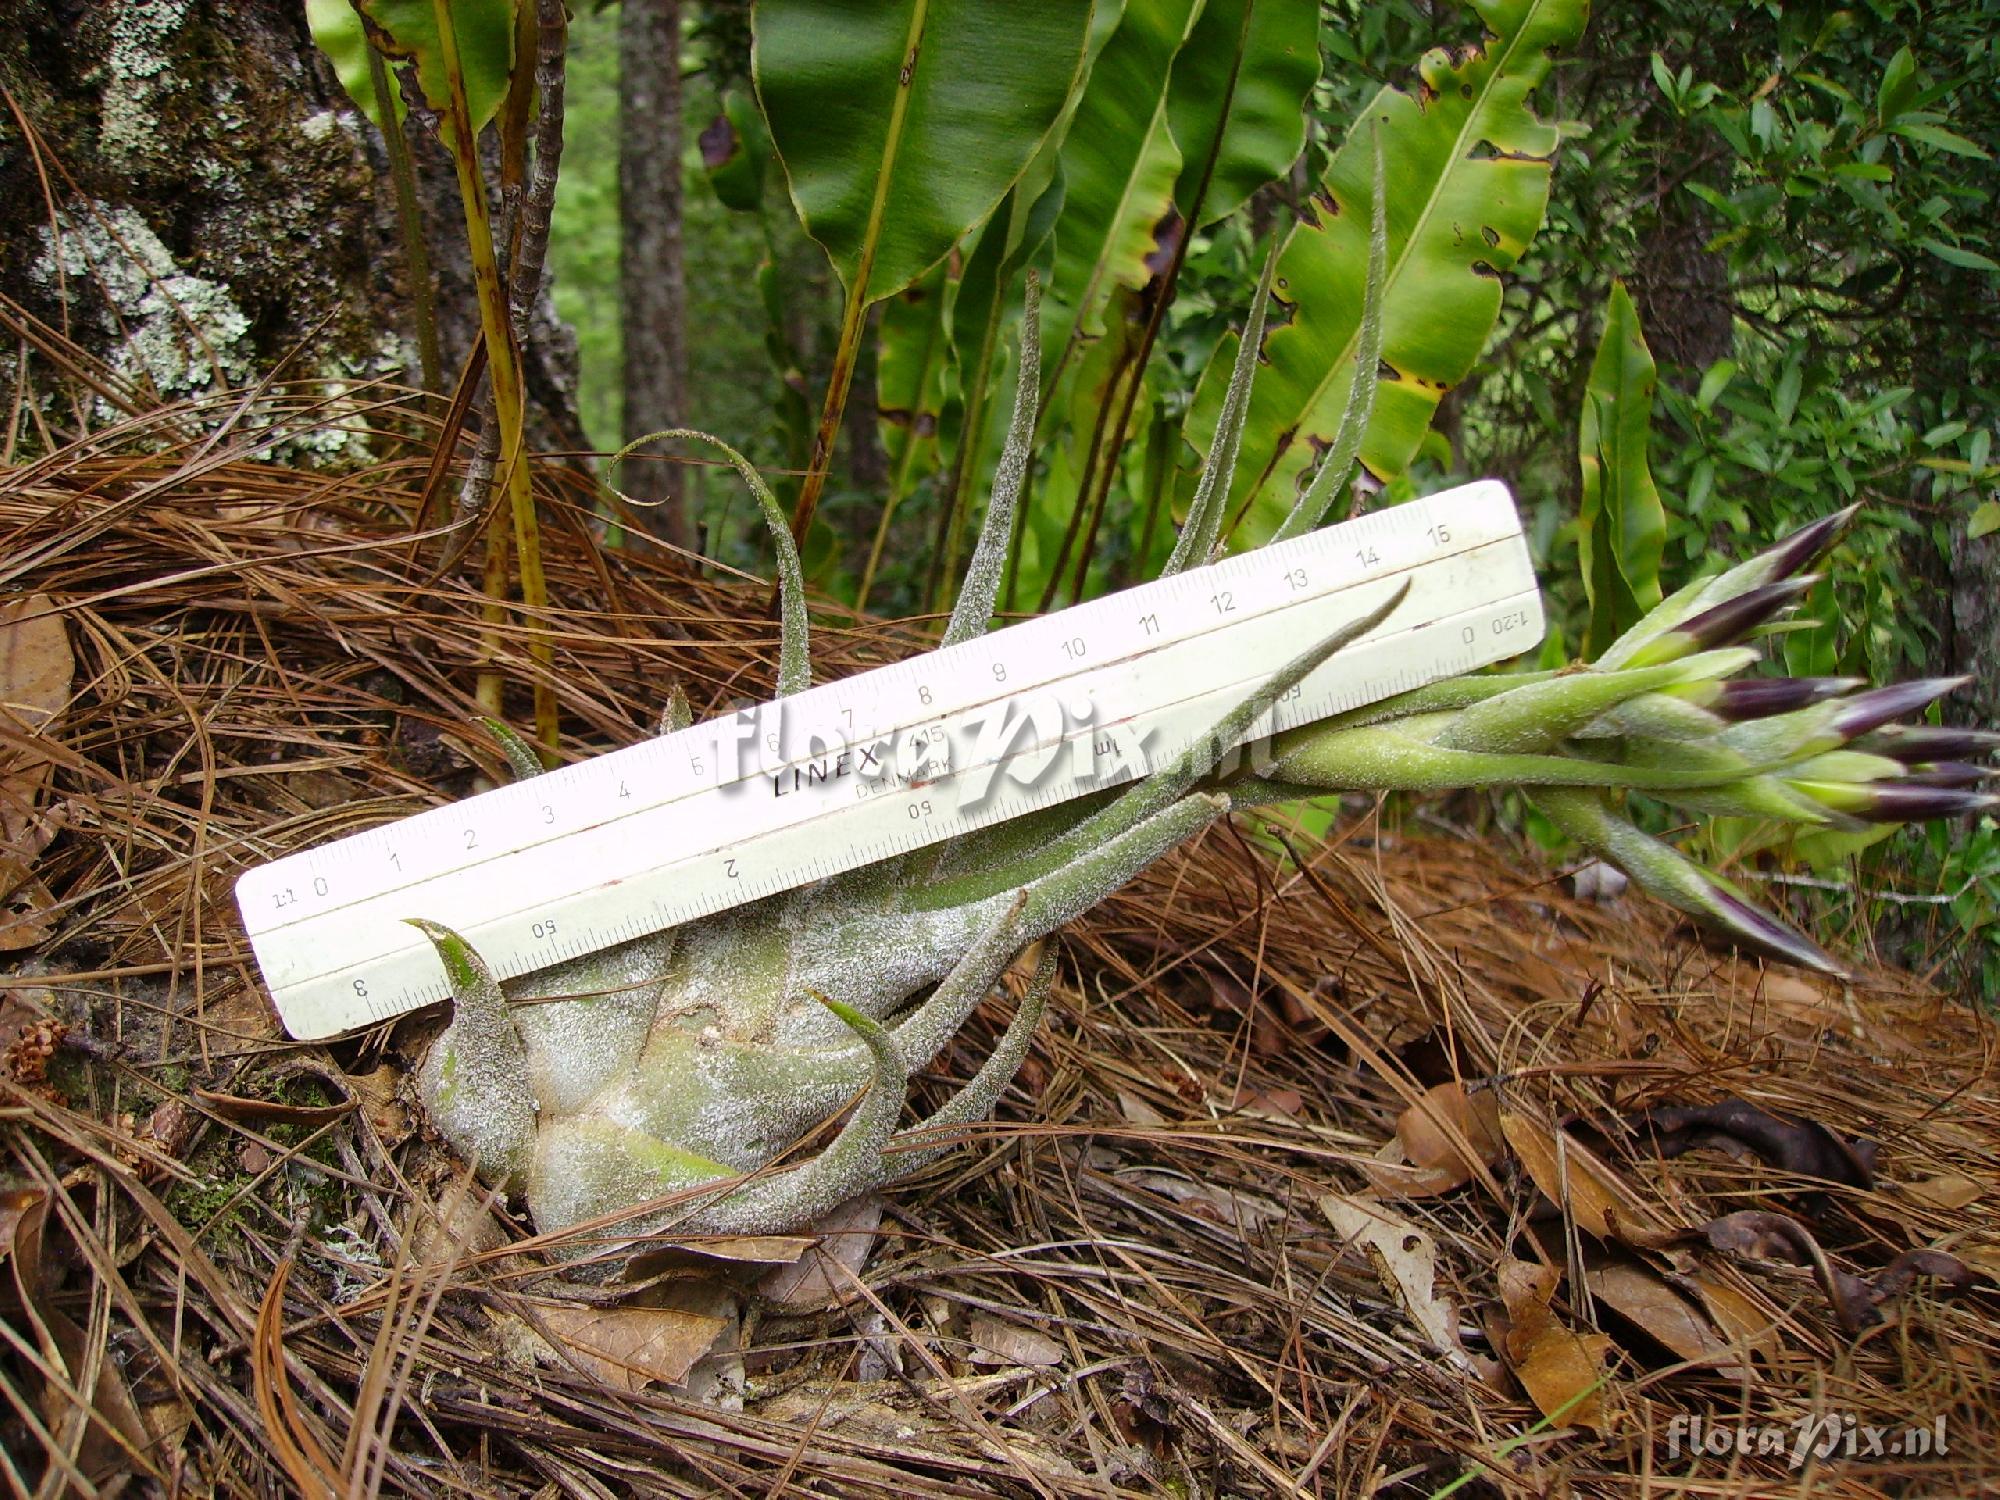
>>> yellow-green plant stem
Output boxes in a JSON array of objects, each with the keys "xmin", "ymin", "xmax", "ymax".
[
  {"xmin": 432, "ymin": 0, "xmax": 558, "ymax": 755},
  {"xmin": 781, "ymin": 0, "xmax": 933, "ymax": 575},
  {"xmin": 856, "ymin": 292, "xmax": 947, "ymax": 611},
  {"xmin": 365, "ymin": 43, "xmax": 442, "ymax": 405}
]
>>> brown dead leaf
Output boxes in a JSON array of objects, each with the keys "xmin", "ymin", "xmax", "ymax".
[
  {"xmin": 1626, "ymin": 1099, "xmax": 1876, "ymax": 1192},
  {"xmin": 1229, "ymin": 1084, "xmax": 1302, "ymax": 1119},
  {"xmin": 236, "ymin": 1140, "xmax": 275, "ymax": 1175},
  {"xmin": 1684, "ymin": 1269, "xmax": 1780, "ymax": 1360},
  {"xmin": 45, "ymin": 1306, "xmax": 160, "ymax": 1489},
  {"xmin": 1904, "ymin": 1173, "xmax": 1982, "ymax": 1211},
  {"xmin": 667, "ymin": 1234, "xmax": 814, "ymax": 1266},
  {"xmin": 1397, "ymin": 1083, "xmax": 1504, "ymax": 1187},
  {"xmin": 1359, "ymin": 1136, "xmax": 1464, "ymax": 1198},
  {"xmin": 968, "ymin": 1311, "xmax": 1065, "ymax": 1368},
  {"xmin": 1114, "ymin": 1088, "xmax": 1169, "ymax": 1128},
  {"xmin": 1756, "ymin": 969, "xmax": 1842, "ymax": 1018},
  {"xmin": 0, "ymin": 595, "xmax": 71, "ymax": 719},
  {"xmin": 411, "ymin": 1186, "xmax": 508, "ymax": 1266},
  {"xmin": 0, "ymin": 597, "xmax": 73, "ymax": 954},
  {"xmin": 1501, "ymin": 1111, "xmax": 1666, "ymax": 1240},
  {"xmin": 1585, "ymin": 1257, "xmax": 1753, "ymax": 1381},
  {"xmin": 533, "ymin": 1301, "xmax": 728, "ymax": 1391},
  {"xmin": 0, "ymin": 1186, "xmax": 50, "ymax": 1308},
  {"xmin": 755, "ymin": 1193, "xmax": 882, "ymax": 1310},
  {"xmin": 0, "ymin": 861, "xmax": 57, "ymax": 951},
  {"xmin": 1128, "ymin": 1170, "xmax": 1285, "ymax": 1234},
  {"xmin": 195, "ymin": 1085, "xmax": 357, "ymax": 1130},
  {"xmin": 1319, "ymin": 1195, "xmax": 1467, "ymax": 1366},
  {"xmin": 0, "ymin": 594, "xmax": 72, "ymax": 842},
  {"xmin": 1496, "ymin": 1258, "xmax": 1616, "ymax": 1433}
]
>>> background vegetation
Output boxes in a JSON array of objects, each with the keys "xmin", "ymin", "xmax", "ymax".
[{"xmin": 535, "ymin": 0, "xmax": 1999, "ymax": 996}]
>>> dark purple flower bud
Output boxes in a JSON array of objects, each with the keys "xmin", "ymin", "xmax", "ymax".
[
  {"xmin": 1709, "ymin": 888, "xmax": 1846, "ymax": 975},
  {"xmin": 1709, "ymin": 676, "xmax": 1862, "ymax": 723},
  {"xmin": 1830, "ymin": 678, "xmax": 1971, "ymax": 742},
  {"xmin": 1687, "ymin": 576, "xmax": 1818, "ymax": 648},
  {"xmin": 1894, "ymin": 762, "xmax": 1993, "ymax": 790},
  {"xmin": 1855, "ymin": 723, "xmax": 2000, "ymax": 764},
  {"xmin": 1758, "ymin": 502, "xmax": 1862, "ymax": 581},
  {"xmin": 1629, "ymin": 578, "xmax": 1818, "ymax": 666},
  {"xmin": 1846, "ymin": 786, "xmax": 2000, "ymax": 824}
]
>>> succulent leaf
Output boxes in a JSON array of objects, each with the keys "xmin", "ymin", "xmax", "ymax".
[
  {"xmin": 609, "ymin": 429, "xmax": 812, "ymax": 696},
  {"xmin": 1165, "ymin": 236, "xmax": 1281, "ymax": 575},
  {"xmin": 1270, "ymin": 126, "xmax": 1388, "ymax": 544},
  {"xmin": 887, "ymin": 943, "xmax": 1058, "ymax": 1182},
  {"xmin": 944, "ymin": 272, "xmax": 1042, "ymax": 648},
  {"xmin": 482, "ymin": 715, "xmax": 549, "ymax": 781},
  {"xmin": 1527, "ymin": 787, "xmax": 1844, "ymax": 975},
  {"xmin": 408, "ymin": 918, "xmax": 536, "ymax": 1188}
]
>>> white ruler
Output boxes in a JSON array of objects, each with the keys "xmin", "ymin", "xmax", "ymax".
[{"xmin": 238, "ymin": 480, "xmax": 1544, "ymax": 1038}]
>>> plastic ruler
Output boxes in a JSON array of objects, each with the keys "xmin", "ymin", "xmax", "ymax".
[{"xmin": 237, "ymin": 479, "xmax": 1545, "ymax": 1038}]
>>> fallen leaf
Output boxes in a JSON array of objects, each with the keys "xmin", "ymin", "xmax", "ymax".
[
  {"xmin": 1359, "ymin": 1136, "xmax": 1465, "ymax": 1198},
  {"xmin": 1625, "ymin": 1099, "xmax": 1876, "ymax": 1192},
  {"xmin": 1198, "ymin": 966, "xmax": 1287, "ymax": 1057},
  {"xmin": 195, "ymin": 1086, "xmax": 357, "ymax": 1129},
  {"xmin": 1319, "ymin": 1195, "xmax": 1468, "ymax": 1365},
  {"xmin": 1229, "ymin": 1084, "xmax": 1302, "ymax": 1120},
  {"xmin": 1585, "ymin": 1257, "xmax": 1753, "ymax": 1381},
  {"xmin": 0, "ymin": 596, "xmax": 73, "ymax": 955},
  {"xmin": 1683, "ymin": 1269, "xmax": 1780, "ymax": 1360},
  {"xmin": 1904, "ymin": 1173, "xmax": 1982, "ymax": 1211},
  {"xmin": 532, "ymin": 1301, "xmax": 728, "ymax": 1391},
  {"xmin": 235, "ymin": 1140, "xmax": 275, "ymax": 1175},
  {"xmin": 1127, "ymin": 1170, "xmax": 1285, "ymax": 1234},
  {"xmin": 755, "ymin": 1193, "xmax": 883, "ymax": 1310},
  {"xmin": 0, "ymin": 593, "xmax": 72, "ymax": 849},
  {"xmin": 1756, "ymin": 969, "xmax": 1841, "ymax": 1017},
  {"xmin": 1397, "ymin": 1083, "xmax": 1504, "ymax": 1186},
  {"xmin": 968, "ymin": 1311, "xmax": 1065, "ymax": 1368},
  {"xmin": 1501, "ymin": 1111, "xmax": 1665, "ymax": 1240},
  {"xmin": 1114, "ymin": 1089, "xmax": 1169, "ymax": 1128},
  {"xmin": 410, "ymin": 1185, "xmax": 508, "ymax": 1266},
  {"xmin": 0, "ymin": 1186, "xmax": 50, "ymax": 1308},
  {"xmin": 45, "ymin": 1306, "xmax": 158, "ymax": 1489},
  {"xmin": 669, "ymin": 1234, "xmax": 814, "ymax": 1266},
  {"xmin": 0, "ymin": 862, "xmax": 57, "ymax": 951},
  {"xmin": 1496, "ymin": 1258, "xmax": 1616, "ymax": 1433}
]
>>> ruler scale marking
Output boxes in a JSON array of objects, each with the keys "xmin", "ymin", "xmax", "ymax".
[
  {"xmin": 240, "ymin": 482, "xmax": 1545, "ymax": 1038},
  {"xmin": 242, "ymin": 485, "xmax": 1515, "ymax": 924}
]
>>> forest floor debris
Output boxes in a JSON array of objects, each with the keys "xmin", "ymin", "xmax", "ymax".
[{"xmin": 2, "ymin": 399, "xmax": 1996, "ymax": 1496}]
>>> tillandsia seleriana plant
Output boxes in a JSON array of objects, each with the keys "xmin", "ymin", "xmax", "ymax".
[{"xmin": 408, "ymin": 248, "xmax": 1997, "ymax": 1259}]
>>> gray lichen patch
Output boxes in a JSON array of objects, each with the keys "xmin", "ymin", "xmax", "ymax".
[
  {"xmin": 101, "ymin": 0, "xmax": 192, "ymax": 168},
  {"xmin": 0, "ymin": 0, "xmax": 426, "ymax": 453},
  {"xmin": 34, "ymin": 203, "xmax": 254, "ymax": 412}
]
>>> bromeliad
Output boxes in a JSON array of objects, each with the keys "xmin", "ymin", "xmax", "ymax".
[{"xmin": 408, "ymin": 275, "xmax": 1994, "ymax": 1261}]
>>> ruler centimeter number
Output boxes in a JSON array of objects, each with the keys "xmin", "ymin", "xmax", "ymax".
[{"xmin": 238, "ymin": 480, "xmax": 1545, "ymax": 1039}]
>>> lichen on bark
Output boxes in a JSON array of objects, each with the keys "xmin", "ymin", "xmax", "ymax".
[{"xmin": 0, "ymin": 0, "xmax": 583, "ymax": 450}]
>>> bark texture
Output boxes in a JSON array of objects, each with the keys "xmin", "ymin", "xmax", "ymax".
[
  {"xmin": 1949, "ymin": 529, "xmax": 1999, "ymax": 730},
  {"xmin": 618, "ymin": 0, "xmax": 691, "ymax": 546},
  {"xmin": 0, "ymin": 0, "xmax": 582, "ymax": 452}
]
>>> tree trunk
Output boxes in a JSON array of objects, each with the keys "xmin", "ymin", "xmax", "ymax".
[
  {"xmin": 1949, "ymin": 530, "xmax": 1999, "ymax": 731},
  {"xmin": 0, "ymin": 0, "xmax": 582, "ymax": 451},
  {"xmin": 619, "ymin": 0, "xmax": 691, "ymax": 549}
]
